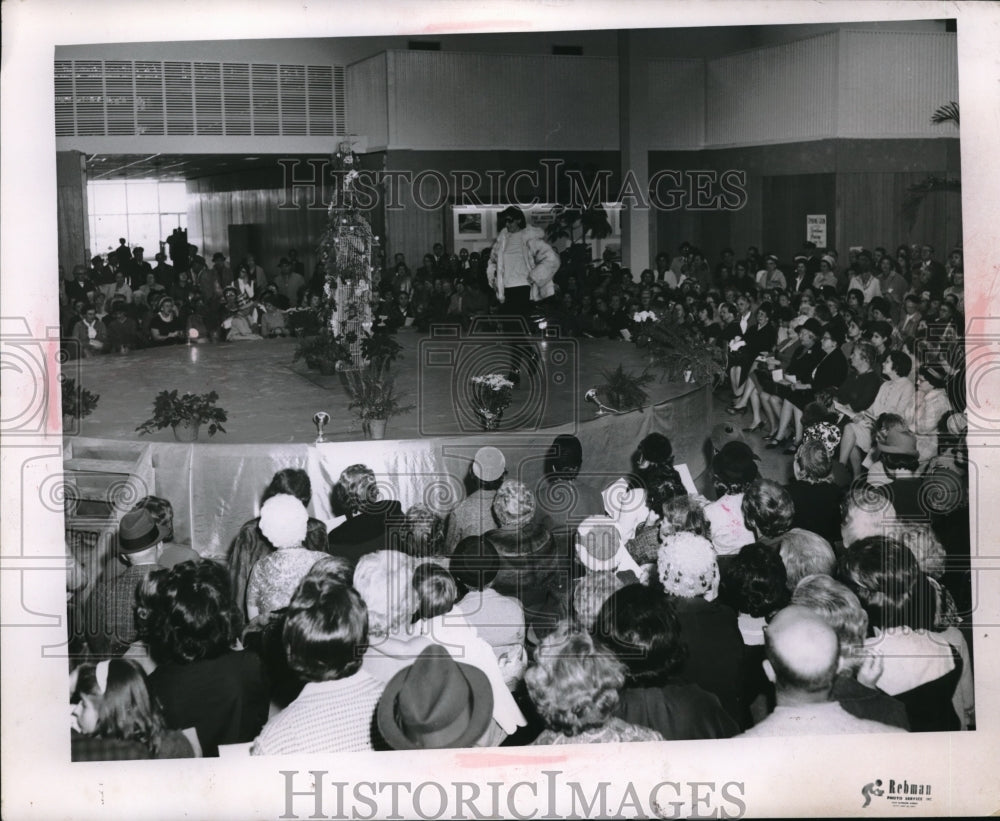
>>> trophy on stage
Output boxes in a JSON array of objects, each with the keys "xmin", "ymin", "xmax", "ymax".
[
  {"xmin": 585, "ymin": 387, "xmax": 619, "ymax": 417},
  {"xmin": 313, "ymin": 411, "xmax": 331, "ymax": 443}
]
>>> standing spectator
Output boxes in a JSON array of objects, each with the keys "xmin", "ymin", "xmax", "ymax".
[
  {"xmin": 526, "ymin": 625, "xmax": 664, "ymax": 745},
  {"xmin": 246, "ymin": 494, "xmax": 325, "ymax": 621},
  {"xmin": 251, "ymin": 570, "xmax": 383, "ymax": 755},
  {"xmin": 227, "ymin": 468, "xmax": 330, "ymax": 617},
  {"xmin": 657, "ymin": 532, "xmax": 747, "ymax": 725},
  {"xmin": 596, "ymin": 585, "xmax": 741, "ymax": 740},
  {"xmin": 737, "ymin": 606, "xmax": 907, "ymax": 737},
  {"xmin": 444, "ymin": 447, "xmax": 506, "ymax": 553},
  {"xmin": 791, "ymin": 574, "xmax": 910, "ymax": 730}
]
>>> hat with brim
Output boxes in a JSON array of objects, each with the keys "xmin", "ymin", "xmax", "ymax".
[
  {"xmin": 714, "ymin": 440, "xmax": 760, "ymax": 485},
  {"xmin": 799, "ymin": 317, "xmax": 824, "ymax": 337},
  {"xmin": 118, "ymin": 508, "xmax": 168, "ymax": 554},
  {"xmin": 377, "ymin": 644, "xmax": 494, "ymax": 750}
]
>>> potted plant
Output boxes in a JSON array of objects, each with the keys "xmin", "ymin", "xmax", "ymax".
[
  {"xmin": 360, "ymin": 327, "xmax": 404, "ymax": 371},
  {"xmin": 61, "ymin": 377, "xmax": 99, "ymax": 432},
  {"xmin": 136, "ymin": 390, "xmax": 228, "ymax": 441},
  {"xmin": 470, "ymin": 373, "xmax": 515, "ymax": 430},
  {"xmin": 342, "ymin": 365, "xmax": 414, "ymax": 439},
  {"xmin": 598, "ymin": 364, "xmax": 655, "ymax": 412},
  {"xmin": 293, "ymin": 331, "xmax": 356, "ymax": 374}
]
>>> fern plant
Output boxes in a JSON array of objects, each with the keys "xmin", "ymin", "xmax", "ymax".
[{"xmin": 599, "ymin": 364, "xmax": 655, "ymax": 411}]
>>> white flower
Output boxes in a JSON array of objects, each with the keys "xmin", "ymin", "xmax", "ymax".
[
  {"xmin": 728, "ymin": 338, "xmax": 747, "ymax": 352},
  {"xmin": 633, "ymin": 311, "xmax": 657, "ymax": 323},
  {"xmin": 472, "ymin": 373, "xmax": 514, "ymax": 391}
]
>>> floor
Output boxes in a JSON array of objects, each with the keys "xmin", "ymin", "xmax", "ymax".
[{"xmin": 67, "ymin": 328, "xmax": 795, "ymax": 481}]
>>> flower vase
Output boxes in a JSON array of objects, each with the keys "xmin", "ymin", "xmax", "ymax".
[
  {"xmin": 368, "ymin": 419, "xmax": 387, "ymax": 440},
  {"xmin": 477, "ymin": 409, "xmax": 503, "ymax": 431},
  {"xmin": 172, "ymin": 420, "xmax": 201, "ymax": 442}
]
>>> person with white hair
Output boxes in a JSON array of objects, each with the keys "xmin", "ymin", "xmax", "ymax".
[{"xmin": 353, "ymin": 550, "xmax": 433, "ymax": 684}]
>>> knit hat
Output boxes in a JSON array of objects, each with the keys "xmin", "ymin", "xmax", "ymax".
[
  {"xmin": 657, "ymin": 533, "xmax": 719, "ymax": 601},
  {"xmin": 472, "ymin": 446, "xmax": 505, "ymax": 482},
  {"xmin": 259, "ymin": 493, "xmax": 309, "ymax": 549}
]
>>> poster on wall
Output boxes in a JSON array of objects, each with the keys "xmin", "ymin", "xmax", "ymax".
[{"xmin": 807, "ymin": 213, "xmax": 827, "ymax": 247}]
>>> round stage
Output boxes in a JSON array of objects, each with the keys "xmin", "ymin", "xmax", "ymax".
[{"xmin": 67, "ymin": 328, "xmax": 704, "ymax": 444}]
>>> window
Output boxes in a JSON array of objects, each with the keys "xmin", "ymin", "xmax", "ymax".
[{"xmin": 87, "ymin": 180, "xmax": 187, "ymax": 260}]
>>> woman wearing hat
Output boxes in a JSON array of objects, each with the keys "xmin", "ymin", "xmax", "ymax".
[
  {"xmin": 703, "ymin": 441, "xmax": 759, "ymax": 556},
  {"xmin": 760, "ymin": 318, "xmax": 824, "ymax": 448},
  {"xmin": 768, "ymin": 322, "xmax": 849, "ymax": 454},
  {"xmin": 220, "ymin": 286, "xmax": 261, "ymax": 340},
  {"xmin": 755, "ymin": 255, "xmax": 786, "ymax": 291},
  {"xmin": 486, "ymin": 206, "xmax": 560, "ymax": 383},
  {"xmin": 812, "ymin": 254, "xmax": 838, "ymax": 291}
]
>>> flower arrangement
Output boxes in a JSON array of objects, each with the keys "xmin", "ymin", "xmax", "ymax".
[
  {"xmin": 633, "ymin": 310, "xmax": 658, "ymax": 324},
  {"xmin": 61, "ymin": 377, "xmax": 100, "ymax": 419},
  {"xmin": 135, "ymin": 390, "xmax": 228, "ymax": 438},
  {"xmin": 598, "ymin": 364, "xmax": 655, "ymax": 411},
  {"xmin": 632, "ymin": 315, "xmax": 727, "ymax": 384},
  {"xmin": 471, "ymin": 373, "xmax": 514, "ymax": 429}
]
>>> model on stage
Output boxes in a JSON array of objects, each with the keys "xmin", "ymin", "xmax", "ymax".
[{"xmin": 486, "ymin": 206, "xmax": 560, "ymax": 385}]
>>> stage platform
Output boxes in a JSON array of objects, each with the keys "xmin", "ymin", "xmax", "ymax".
[{"xmin": 64, "ymin": 329, "xmax": 716, "ymax": 557}]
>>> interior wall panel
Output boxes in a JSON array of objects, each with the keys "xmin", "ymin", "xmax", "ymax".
[
  {"xmin": 347, "ymin": 54, "xmax": 388, "ymax": 150},
  {"xmin": 705, "ymin": 33, "xmax": 838, "ymax": 147},
  {"xmin": 388, "ymin": 51, "xmax": 619, "ymax": 150},
  {"xmin": 838, "ymin": 31, "xmax": 958, "ymax": 138},
  {"xmin": 647, "ymin": 59, "xmax": 706, "ymax": 150}
]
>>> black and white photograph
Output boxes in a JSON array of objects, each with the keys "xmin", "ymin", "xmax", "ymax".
[{"xmin": 2, "ymin": 1, "xmax": 999, "ymax": 818}]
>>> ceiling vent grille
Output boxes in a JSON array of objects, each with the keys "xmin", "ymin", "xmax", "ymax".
[{"xmin": 54, "ymin": 59, "xmax": 345, "ymax": 138}]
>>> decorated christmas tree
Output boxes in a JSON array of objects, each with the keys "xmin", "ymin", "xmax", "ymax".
[{"xmin": 308, "ymin": 140, "xmax": 380, "ymax": 370}]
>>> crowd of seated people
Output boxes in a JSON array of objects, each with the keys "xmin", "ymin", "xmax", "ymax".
[
  {"xmin": 67, "ymin": 378, "xmax": 973, "ymax": 758},
  {"xmin": 59, "ymin": 238, "xmax": 331, "ymax": 356}
]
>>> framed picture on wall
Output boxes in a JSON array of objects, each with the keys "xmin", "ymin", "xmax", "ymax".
[{"xmin": 453, "ymin": 208, "xmax": 485, "ymax": 239}]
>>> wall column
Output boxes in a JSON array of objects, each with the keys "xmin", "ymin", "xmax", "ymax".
[
  {"xmin": 618, "ymin": 30, "xmax": 654, "ymax": 278},
  {"xmin": 56, "ymin": 151, "xmax": 89, "ymax": 273}
]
